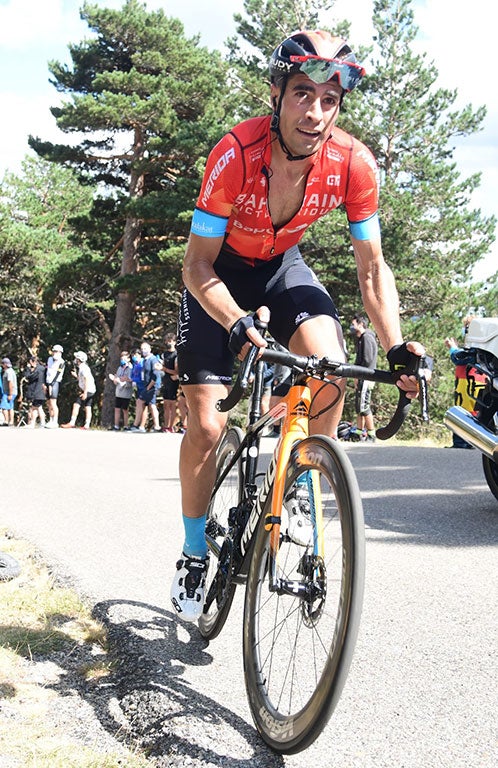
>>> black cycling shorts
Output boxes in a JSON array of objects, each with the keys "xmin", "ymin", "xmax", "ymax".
[
  {"xmin": 177, "ymin": 245, "xmax": 339, "ymax": 386},
  {"xmin": 162, "ymin": 379, "xmax": 179, "ymax": 401}
]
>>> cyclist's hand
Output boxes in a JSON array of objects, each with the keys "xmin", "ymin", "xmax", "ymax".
[
  {"xmin": 387, "ymin": 340, "xmax": 425, "ymax": 400},
  {"xmin": 228, "ymin": 306, "xmax": 269, "ymax": 360}
]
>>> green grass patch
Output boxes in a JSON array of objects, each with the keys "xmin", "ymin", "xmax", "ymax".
[{"xmin": 0, "ymin": 529, "xmax": 151, "ymax": 768}]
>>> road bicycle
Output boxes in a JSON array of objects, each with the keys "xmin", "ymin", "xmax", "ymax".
[{"xmin": 198, "ymin": 335, "xmax": 428, "ymax": 753}]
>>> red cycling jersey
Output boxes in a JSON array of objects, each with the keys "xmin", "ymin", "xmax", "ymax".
[{"xmin": 192, "ymin": 115, "xmax": 380, "ymax": 265}]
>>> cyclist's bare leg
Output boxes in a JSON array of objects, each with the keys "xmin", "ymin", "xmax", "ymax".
[
  {"xmin": 179, "ymin": 383, "xmax": 228, "ymax": 519},
  {"xmin": 288, "ymin": 315, "xmax": 346, "ymax": 438}
]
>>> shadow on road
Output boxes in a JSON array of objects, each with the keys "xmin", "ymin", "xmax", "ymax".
[
  {"xmin": 81, "ymin": 599, "xmax": 286, "ymax": 767},
  {"xmin": 348, "ymin": 445, "xmax": 498, "ymax": 547}
]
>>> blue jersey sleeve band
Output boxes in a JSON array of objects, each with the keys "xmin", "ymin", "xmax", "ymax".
[
  {"xmin": 348, "ymin": 213, "xmax": 380, "ymax": 241},
  {"xmin": 191, "ymin": 208, "xmax": 229, "ymax": 238}
]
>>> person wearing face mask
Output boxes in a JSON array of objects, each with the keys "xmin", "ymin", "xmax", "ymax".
[
  {"xmin": 45, "ymin": 344, "xmax": 65, "ymax": 428},
  {"xmin": 108, "ymin": 350, "xmax": 133, "ymax": 430}
]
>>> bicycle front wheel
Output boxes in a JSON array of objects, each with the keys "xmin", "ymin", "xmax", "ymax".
[
  {"xmin": 198, "ymin": 426, "xmax": 244, "ymax": 640},
  {"xmin": 243, "ymin": 436, "xmax": 365, "ymax": 753}
]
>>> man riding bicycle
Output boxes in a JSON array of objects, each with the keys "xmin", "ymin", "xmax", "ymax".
[{"xmin": 171, "ymin": 29, "xmax": 424, "ymax": 621}]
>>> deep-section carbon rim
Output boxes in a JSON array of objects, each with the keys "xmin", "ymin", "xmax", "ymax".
[
  {"xmin": 243, "ymin": 436, "xmax": 365, "ymax": 753},
  {"xmin": 198, "ymin": 427, "xmax": 243, "ymax": 639}
]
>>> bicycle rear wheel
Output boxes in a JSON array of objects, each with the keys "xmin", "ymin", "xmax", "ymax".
[
  {"xmin": 243, "ymin": 436, "xmax": 365, "ymax": 753},
  {"xmin": 198, "ymin": 427, "xmax": 244, "ymax": 640}
]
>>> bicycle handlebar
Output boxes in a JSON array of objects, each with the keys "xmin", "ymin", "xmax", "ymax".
[{"xmin": 216, "ymin": 344, "xmax": 429, "ymax": 440}]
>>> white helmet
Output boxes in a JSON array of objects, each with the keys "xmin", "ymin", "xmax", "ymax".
[{"xmin": 74, "ymin": 350, "xmax": 87, "ymax": 363}]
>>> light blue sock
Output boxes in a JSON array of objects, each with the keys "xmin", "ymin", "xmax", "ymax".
[
  {"xmin": 182, "ymin": 514, "xmax": 208, "ymax": 558},
  {"xmin": 296, "ymin": 472, "xmax": 309, "ymax": 487}
]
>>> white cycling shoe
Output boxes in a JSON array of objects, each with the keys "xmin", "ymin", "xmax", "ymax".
[
  {"xmin": 283, "ymin": 484, "xmax": 314, "ymax": 547},
  {"xmin": 170, "ymin": 552, "xmax": 208, "ymax": 622}
]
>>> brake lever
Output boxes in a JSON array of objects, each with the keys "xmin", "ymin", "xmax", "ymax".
[
  {"xmin": 376, "ymin": 352, "xmax": 427, "ymax": 440},
  {"xmin": 216, "ymin": 316, "xmax": 268, "ymax": 413}
]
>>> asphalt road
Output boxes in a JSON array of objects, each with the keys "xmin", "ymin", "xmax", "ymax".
[{"xmin": 1, "ymin": 427, "xmax": 497, "ymax": 767}]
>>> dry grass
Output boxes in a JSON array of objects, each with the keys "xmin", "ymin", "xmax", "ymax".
[{"xmin": 0, "ymin": 529, "xmax": 151, "ymax": 768}]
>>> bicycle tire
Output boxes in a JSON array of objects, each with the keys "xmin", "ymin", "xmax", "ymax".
[
  {"xmin": 198, "ymin": 426, "xmax": 244, "ymax": 640},
  {"xmin": 0, "ymin": 551, "xmax": 21, "ymax": 581},
  {"xmin": 243, "ymin": 435, "xmax": 365, "ymax": 753}
]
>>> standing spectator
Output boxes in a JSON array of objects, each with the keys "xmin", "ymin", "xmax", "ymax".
[
  {"xmin": 45, "ymin": 344, "xmax": 65, "ymax": 428},
  {"xmin": 349, "ymin": 313, "xmax": 378, "ymax": 442},
  {"xmin": 108, "ymin": 350, "xmax": 133, "ymax": 430},
  {"xmin": 444, "ymin": 315, "xmax": 486, "ymax": 449},
  {"xmin": 176, "ymin": 387, "xmax": 188, "ymax": 434},
  {"xmin": 127, "ymin": 349, "xmax": 144, "ymax": 431},
  {"xmin": 161, "ymin": 334, "xmax": 179, "ymax": 433},
  {"xmin": 1, "ymin": 358, "xmax": 18, "ymax": 426},
  {"xmin": 130, "ymin": 342, "xmax": 161, "ymax": 433},
  {"xmin": 61, "ymin": 351, "xmax": 96, "ymax": 430},
  {"xmin": 22, "ymin": 355, "xmax": 47, "ymax": 428}
]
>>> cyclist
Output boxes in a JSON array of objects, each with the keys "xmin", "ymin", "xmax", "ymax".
[{"xmin": 171, "ymin": 29, "xmax": 424, "ymax": 621}]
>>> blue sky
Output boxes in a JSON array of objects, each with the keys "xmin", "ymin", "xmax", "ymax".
[{"xmin": 0, "ymin": 0, "xmax": 496, "ymax": 281}]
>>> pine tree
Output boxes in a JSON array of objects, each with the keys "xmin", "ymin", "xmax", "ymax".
[{"xmin": 29, "ymin": 0, "xmax": 227, "ymax": 423}]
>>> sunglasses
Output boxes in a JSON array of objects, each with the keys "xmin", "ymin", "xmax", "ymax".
[{"xmin": 290, "ymin": 55, "xmax": 365, "ymax": 91}]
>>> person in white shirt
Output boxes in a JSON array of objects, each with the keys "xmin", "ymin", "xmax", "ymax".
[
  {"xmin": 45, "ymin": 344, "xmax": 65, "ymax": 428},
  {"xmin": 61, "ymin": 351, "xmax": 96, "ymax": 430}
]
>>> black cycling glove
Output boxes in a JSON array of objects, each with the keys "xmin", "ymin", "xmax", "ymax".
[
  {"xmin": 387, "ymin": 342, "xmax": 418, "ymax": 376},
  {"xmin": 228, "ymin": 316, "xmax": 255, "ymax": 356}
]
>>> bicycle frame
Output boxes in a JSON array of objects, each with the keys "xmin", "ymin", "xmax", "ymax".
[{"xmin": 206, "ymin": 358, "xmax": 324, "ymax": 596}]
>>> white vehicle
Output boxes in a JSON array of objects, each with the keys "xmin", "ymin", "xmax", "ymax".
[{"xmin": 445, "ymin": 317, "xmax": 498, "ymax": 501}]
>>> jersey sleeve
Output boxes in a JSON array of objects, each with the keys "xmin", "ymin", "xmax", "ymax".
[
  {"xmin": 195, "ymin": 132, "xmax": 244, "ymax": 218},
  {"xmin": 344, "ymin": 140, "xmax": 380, "ymax": 227}
]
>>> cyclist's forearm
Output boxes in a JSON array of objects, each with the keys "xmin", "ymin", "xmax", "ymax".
[{"xmin": 353, "ymin": 240, "xmax": 403, "ymax": 352}]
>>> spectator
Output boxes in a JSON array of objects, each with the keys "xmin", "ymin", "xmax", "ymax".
[
  {"xmin": 127, "ymin": 349, "xmax": 144, "ymax": 431},
  {"xmin": 22, "ymin": 355, "xmax": 47, "ymax": 428},
  {"xmin": 130, "ymin": 342, "xmax": 161, "ymax": 433},
  {"xmin": 61, "ymin": 351, "xmax": 96, "ymax": 430},
  {"xmin": 176, "ymin": 387, "xmax": 188, "ymax": 434},
  {"xmin": 1, "ymin": 358, "xmax": 18, "ymax": 427},
  {"xmin": 160, "ymin": 334, "xmax": 179, "ymax": 433},
  {"xmin": 349, "ymin": 313, "xmax": 378, "ymax": 442},
  {"xmin": 45, "ymin": 344, "xmax": 65, "ymax": 428},
  {"xmin": 444, "ymin": 315, "xmax": 486, "ymax": 449},
  {"xmin": 108, "ymin": 350, "xmax": 133, "ymax": 430}
]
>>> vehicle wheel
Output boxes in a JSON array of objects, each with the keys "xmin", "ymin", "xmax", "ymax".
[
  {"xmin": 243, "ymin": 436, "xmax": 365, "ymax": 753},
  {"xmin": 198, "ymin": 427, "xmax": 244, "ymax": 640},
  {"xmin": 482, "ymin": 455, "xmax": 498, "ymax": 502},
  {"xmin": 0, "ymin": 551, "xmax": 21, "ymax": 581}
]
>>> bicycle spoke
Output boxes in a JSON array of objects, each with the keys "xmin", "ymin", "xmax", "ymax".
[{"xmin": 244, "ymin": 437, "xmax": 365, "ymax": 752}]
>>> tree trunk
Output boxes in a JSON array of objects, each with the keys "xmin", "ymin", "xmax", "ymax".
[{"xmin": 100, "ymin": 129, "xmax": 145, "ymax": 426}]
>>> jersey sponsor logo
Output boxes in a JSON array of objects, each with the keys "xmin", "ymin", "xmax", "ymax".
[
  {"xmin": 357, "ymin": 148, "xmax": 380, "ymax": 189},
  {"xmin": 191, "ymin": 219, "xmax": 217, "ymax": 236},
  {"xmin": 232, "ymin": 220, "xmax": 273, "ymax": 235},
  {"xmin": 201, "ymin": 147, "xmax": 236, "ymax": 205},
  {"xmin": 300, "ymin": 191, "xmax": 343, "ymax": 217},
  {"xmin": 325, "ymin": 146, "xmax": 345, "ymax": 162},
  {"xmin": 249, "ymin": 147, "xmax": 264, "ymax": 162},
  {"xmin": 326, "ymin": 174, "xmax": 341, "ymax": 186},
  {"xmin": 234, "ymin": 192, "xmax": 267, "ymax": 219}
]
